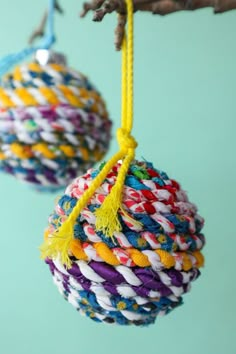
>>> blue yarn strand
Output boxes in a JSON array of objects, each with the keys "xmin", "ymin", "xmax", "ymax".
[{"xmin": 0, "ymin": 0, "xmax": 56, "ymax": 78}]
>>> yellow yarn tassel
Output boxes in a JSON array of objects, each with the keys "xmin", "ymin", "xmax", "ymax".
[
  {"xmin": 41, "ymin": 222, "xmax": 74, "ymax": 268},
  {"xmin": 40, "ymin": 0, "xmax": 137, "ymax": 266},
  {"xmin": 40, "ymin": 150, "xmax": 125, "ymax": 266},
  {"xmin": 95, "ymin": 129, "xmax": 141, "ymax": 236}
]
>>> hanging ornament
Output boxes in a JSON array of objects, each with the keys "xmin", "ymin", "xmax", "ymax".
[
  {"xmin": 0, "ymin": 0, "xmax": 111, "ymax": 191},
  {"xmin": 41, "ymin": 0, "xmax": 205, "ymax": 325}
]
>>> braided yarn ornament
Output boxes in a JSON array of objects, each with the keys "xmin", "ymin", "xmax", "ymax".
[
  {"xmin": 0, "ymin": 62, "xmax": 111, "ymax": 191},
  {"xmin": 44, "ymin": 160, "xmax": 205, "ymax": 325},
  {"xmin": 41, "ymin": 0, "xmax": 205, "ymax": 326}
]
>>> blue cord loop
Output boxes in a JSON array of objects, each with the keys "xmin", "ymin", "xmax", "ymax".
[{"xmin": 0, "ymin": 0, "xmax": 56, "ymax": 78}]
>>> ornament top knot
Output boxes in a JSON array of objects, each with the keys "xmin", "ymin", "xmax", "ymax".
[{"xmin": 0, "ymin": 59, "xmax": 111, "ymax": 191}]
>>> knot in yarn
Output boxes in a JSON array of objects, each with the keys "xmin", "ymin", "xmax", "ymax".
[{"xmin": 117, "ymin": 127, "xmax": 137, "ymax": 152}]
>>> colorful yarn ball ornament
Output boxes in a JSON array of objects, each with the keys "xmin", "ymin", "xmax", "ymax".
[
  {"xmin": 41, "ymin": 0, "xmax": 205, "ymax": 326},
  {"xmin": 0, "ymin": 0, "xmax": 111, "ymax": 191},
  {"xmin": 0, "ymin": 61, "xmax": 111, "ymax": 191}
]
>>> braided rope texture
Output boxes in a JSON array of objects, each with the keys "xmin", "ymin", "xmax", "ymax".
[
  {"xmin": 0, "ymin": 62, "xmax": 111, "ymax": 191},
  {"xmin": 45, "ymin": 160, "xmax": 205, "ymax": 325}
]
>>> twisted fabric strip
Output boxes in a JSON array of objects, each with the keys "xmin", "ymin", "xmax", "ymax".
[
  {"xmin": 46, "ymin": 259, "xmax": 200, "ymax": 298},
  {"xmin": 0, "ymin": 86, "xmax": 106, "ymax": 112},
  {"xmin": 0, "ymin": 105, "xmax": 111, "ymax": 145},
  {"xmin": 0, "ymin": 142, "xmax": 106, "ymax": 159},
  {"xmin": 53, "ymin": 274, "xmax": 181, "ymax": 325},
  {"xmin": 68, "ymin": 240, "xmax": 203, "ymax": 271},
  {"xmin": 46, "ymin": 258, "xmax": 200, "ymax": 325},
  {"xmin": 50, "ymin": 210, "xmax": 205, "ymax": 252},
  {"xmin": 0, "ymin": 63, "xmax": 111, "ymax": 191}
]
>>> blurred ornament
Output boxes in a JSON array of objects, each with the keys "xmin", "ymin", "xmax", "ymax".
[
  {"xmin": 0, "ymin": 0, "xmax": 112, "ymax": 191},
  {"xmin": 0, "ymin": 58, "xmax": 111, "ymax": 191}
]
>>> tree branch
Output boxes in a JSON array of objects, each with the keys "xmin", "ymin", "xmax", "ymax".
[
  {"xmin": 29, "ymin": 1, "xmax": 64, "ymax": 45},
  {"xmin": 80, "ymin": 0, "xmax": 236, "ymax": 49}
]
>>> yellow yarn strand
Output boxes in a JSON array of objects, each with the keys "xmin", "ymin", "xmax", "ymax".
[
  {"xmin": 40, "ymin": 0, "xmax": 139, "ymax": 267},
  {"xmin": 125, "ymin": 0, "xmax": 134, "ymax": 134},
  {"xmin": 121, "ymin": 33, "xmax": 127, "ymax": 129}
]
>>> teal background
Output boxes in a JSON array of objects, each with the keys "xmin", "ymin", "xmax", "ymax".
[{"xmin": 0, "ymin": 1, "xmax": 235, "ymax": 353}]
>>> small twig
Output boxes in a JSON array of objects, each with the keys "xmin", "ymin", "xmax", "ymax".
[
  {"xmin": 29, "ymin": 11, "xmax": 48, "ymax": 44},
  {"xmin": 93, "ymin": 0, "xmax": 126, "ymax": 20},
  {"xmin": 55, "ymin": 0, "xmax": 64, "ymax": 13},
  {"xmin": 115, "ymin": 14, "xmax": 126, "ymax": 50},
  {"xmin": 80, "ymin": 0, "xmax": 106, "ymax": 17},
  {"xmin": 29, "ymin": 0, "xmax": 63, "ymax": 45}
]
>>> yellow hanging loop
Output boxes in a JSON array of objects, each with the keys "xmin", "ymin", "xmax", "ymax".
[{"xmin": 40, "ymin": 0, "xmax": 141, "ymax": 268}]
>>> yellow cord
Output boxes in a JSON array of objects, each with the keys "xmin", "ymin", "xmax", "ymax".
[{"xmin": 40, "ymin": 0, "xmax": 138, "ymax": 268}]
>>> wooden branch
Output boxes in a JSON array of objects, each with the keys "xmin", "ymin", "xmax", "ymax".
[
  {"xmin": 29, "ymin": 1, "xmax": 63, "ymax": 45},
  {"xmin": 80, "ymin": 0, "xmax": 236, "ymax": 49}
]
